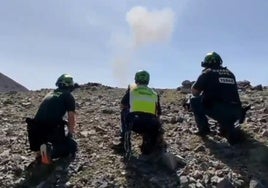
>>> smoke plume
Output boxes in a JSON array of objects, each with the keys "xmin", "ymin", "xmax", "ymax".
[
  {"xmin": 126, "ymin": 6, "xmax": 175, "ymax": 47},
  {"xmin": 113, "ymin": 6, "xmax": 175, "ymax": 86}
]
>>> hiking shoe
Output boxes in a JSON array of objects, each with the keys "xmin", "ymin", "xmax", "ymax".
[{"xmin": 40, "ymin": 143, "xmax": 52, "ymax": 165}]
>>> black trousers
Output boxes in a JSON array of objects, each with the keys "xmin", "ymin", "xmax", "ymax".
[
  {"xmin": 51, "ymin": 136, "xmax": 77, "ymax": 158},
  {"xmin": 126, "ymin": 113, "xmax": 161, "ymax": 154},
  {"xmin": 26, "ymin": 118, "xmax": 77, "ymax": 158}
]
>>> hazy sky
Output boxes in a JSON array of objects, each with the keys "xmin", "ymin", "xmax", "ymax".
[{"xmin": 1, "ymin": 0, "xmax": 267, "ymax": 90}]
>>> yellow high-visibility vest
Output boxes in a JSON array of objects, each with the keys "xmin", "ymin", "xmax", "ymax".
[{"xmin": 129, "ymin": 84, "xmax": 158, "ymax": 115}]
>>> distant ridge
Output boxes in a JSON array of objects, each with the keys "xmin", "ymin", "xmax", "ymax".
[{"xmin": 0, "ymin": 72, "xmax": 29, "ymax": 92}]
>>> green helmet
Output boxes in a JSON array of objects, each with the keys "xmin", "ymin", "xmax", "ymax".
[
  {"xmin": 201, "ymin": 51, "xmax": 223, "ymax": 68},
  {"xmin": 55, "ymin": 74, "xmax": 74, "ymax": 88},
  {"xmin": 135, "ymin": 70, "xmax": 150, "ymax": 85}
]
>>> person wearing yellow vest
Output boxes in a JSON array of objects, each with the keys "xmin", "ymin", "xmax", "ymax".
[{"xmin": 113, "ymin": 70, "xmax": 164, "ymax": 155}]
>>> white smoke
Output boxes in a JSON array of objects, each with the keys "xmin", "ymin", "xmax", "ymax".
[
  {"xmin": 126, "ymin": 6, "xmax": 175, "ymax": 47},
  {"xmin": 113, "ymin": 6, "xmax": 175, "ymax": 86},
  {"xmin": 113, "ymin": 55, "xmax": 132, "ymax": 86}
]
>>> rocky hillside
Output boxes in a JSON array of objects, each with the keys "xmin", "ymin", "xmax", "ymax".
[
  {"xmin": 0, "ymin": 73, "xmax": 29, "ymax": 92},
  {"xmin": 0, "ymin": 83, "xmax": 267, "ymax": 188}
]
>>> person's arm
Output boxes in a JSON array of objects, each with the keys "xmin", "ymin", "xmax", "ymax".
[
  {"xmin": 67, "ymin": 111, "xmax": 76, "ymax": 134},
  {"xmin": 121, "ymin": 88, "xmax": 130, "ymax": 110},
  {"xmin": 64, "ymin": 92, "xmax": 76, "ymax": 136},
  {"xmin": 191, "ymin": 72, "xmax": 207, "ymax": 97}
]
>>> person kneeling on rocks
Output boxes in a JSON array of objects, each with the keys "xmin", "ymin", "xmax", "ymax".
[
  {"xmin": 190, "ymin": 52, "xmax": 247, "ymax": 145},
  {"xmin": 113, "ymin": 70, "xmax": 165, "ymax": 155},
  {"xmin": 26, "ymin": 74, "xmax": 78, "ymax": 164}
]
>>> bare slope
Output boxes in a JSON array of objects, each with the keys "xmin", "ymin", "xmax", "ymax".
[
  {"xmin": 0, "ymin": 72, "xmax": 28, "ymax": 92},
  {"xmin": 0, "ymin": 83, "xmax": 267, "ymax": 187}
]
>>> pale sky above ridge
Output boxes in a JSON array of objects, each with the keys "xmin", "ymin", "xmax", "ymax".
[{"xmin": 1, "ymin": 0, "xmax": 267, "ymax": 90}]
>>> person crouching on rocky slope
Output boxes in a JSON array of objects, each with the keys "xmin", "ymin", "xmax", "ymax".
[
  {"xmin": 190, "ymin": 52, "xmax": 245, "ymax": 145},
  {"xmin": 113, "ymin": 70, "xmax": 166, "ymax": 155},
  {"xmin": 26, "ymin": 74, "xmax": 78, "ymax": 164}
]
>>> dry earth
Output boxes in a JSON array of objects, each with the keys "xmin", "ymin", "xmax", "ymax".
[{"xmin": 0, "ymin": 83, "xmax": 267, "ymax": 188}]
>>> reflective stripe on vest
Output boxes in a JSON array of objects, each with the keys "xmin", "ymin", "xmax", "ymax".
[{"xmin": 129, "ymin": 85, "xmax": 158, "ymax": 115}]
